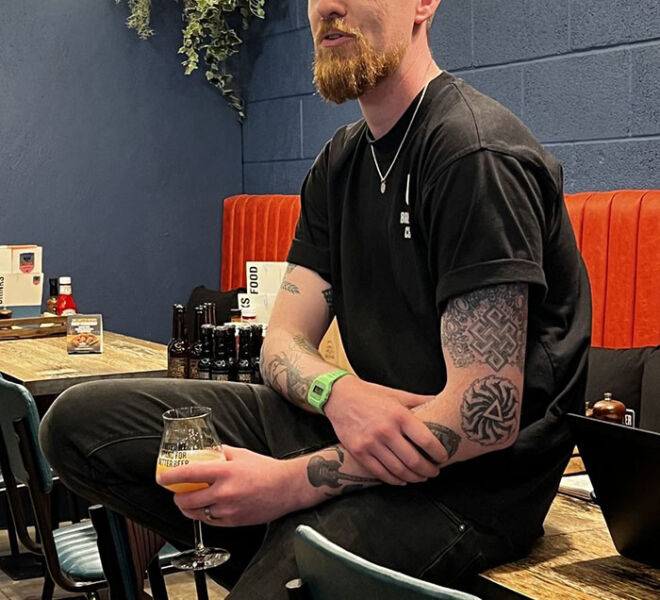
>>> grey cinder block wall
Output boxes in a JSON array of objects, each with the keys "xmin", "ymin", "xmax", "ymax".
[{"xmin": 242, "ymin": 0, "xmax": 660, "ymax": 195}]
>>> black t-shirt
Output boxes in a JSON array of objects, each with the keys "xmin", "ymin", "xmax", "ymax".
[{"xmin": 287, "ymin": 71, "xmax": 591, "ymax": 545}]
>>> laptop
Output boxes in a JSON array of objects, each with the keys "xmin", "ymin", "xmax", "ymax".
[{"xmin": 567, "ymin": 413, "xmax": 660, "ymax": 567}]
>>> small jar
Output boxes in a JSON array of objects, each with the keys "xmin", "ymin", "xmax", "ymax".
[{"xmin": 592, "ymin": 392, "xmax": 626, "ymax": 424}]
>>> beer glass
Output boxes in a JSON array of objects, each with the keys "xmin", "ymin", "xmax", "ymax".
[{"xmin": 156, "ymin": 406, "xmax": 230, "ymax": 570}]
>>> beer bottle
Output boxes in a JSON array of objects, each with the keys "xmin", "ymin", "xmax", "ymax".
[
  {"xmin": 167, "ymin": 304, "xmax": 189, "ymax": 378},
  {"xmin": 188, "ymin": 306, "xmax": 204, "ymax": 379},
  {"xmin": 250, "ymin": 324, "xmax": 264, "ymax": 384},
  {"xmin": 237, "ymin": 327, "xmax": 253, "ymax": 383},
  {"xmin": 197, "ymin": 324, "xmax": 214, "ymax": 379},
  {"xmin": 224, "ymin": 325, "xmax": 238, "ymax": 381},
  {"xmin": 211, "ymin": 326, "xmax": 230, "ymax": 381}
]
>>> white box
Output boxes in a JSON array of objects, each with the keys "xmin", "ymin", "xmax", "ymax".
[
  {"xmin": 238, "ymin": 292, "xmax": 277, "ymax": 323},
  {"xmin": 0, "ymin": 245, "xmax": 43, "ymax": 274},
  {"xmin": 245, "ymin": 261, "xmax": 287, "ymax": 295},
  {"xmin": 0, "ymin": 272, "xmax": 43, "ymax": 310}
]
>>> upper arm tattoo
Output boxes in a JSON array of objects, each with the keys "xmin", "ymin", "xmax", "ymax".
[
  {"xmin": 322, "ymin": 287, "xmax": 334, "ymax": 317},
  {"xmin": 280, "ymin": 280, "xmax": 300, "ymax": 295},
  {"xmin": 441, "ymin": 284, "xmax": 527, "ymax": 372}
]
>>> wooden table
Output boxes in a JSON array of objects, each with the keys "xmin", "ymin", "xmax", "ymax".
[
  {"xmin": 0, "ymin": 331, "xmax": 167, "ymax": 398},
  {"xmin": 469, "ymin": 494, "xmax": 660, "ymax": 599}
]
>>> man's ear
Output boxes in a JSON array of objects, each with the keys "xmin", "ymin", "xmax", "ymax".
[{"xmin": 414, "ymin": 0, "xmax": 442, "ymax": 26}]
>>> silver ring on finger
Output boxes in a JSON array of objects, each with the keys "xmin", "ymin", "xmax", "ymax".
[{"xmin": 204, "ymin": 506, "xmax": 215, "ymax": 521}]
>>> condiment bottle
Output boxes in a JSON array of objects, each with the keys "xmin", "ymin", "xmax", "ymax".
[
  {"xmin": 56, "ymin": 276, "xmax": 78, "ymax": 316},
  {"xmin": 592, "ymin": 392, "xmax": 626, "ymax": 424},
  {"xmin": 241, "ymin": 308, "xmax": 256, "ymax": 323},
  {"xmin": 46, "ymin": 278, "xmax": 59, "ymax": 314}
]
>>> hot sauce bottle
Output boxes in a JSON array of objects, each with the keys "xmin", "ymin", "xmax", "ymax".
[{"xmin": 56, "ymin": 276, "xmax": 78, "ymax": 316}]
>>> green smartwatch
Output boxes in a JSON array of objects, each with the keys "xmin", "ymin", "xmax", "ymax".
[{"xmin": 307, "ymin": 369, "xmax": 350, "ymax": 414}]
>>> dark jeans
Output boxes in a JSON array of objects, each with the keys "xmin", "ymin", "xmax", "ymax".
[{"xmin": 39, "ymin": 378, "xmax": 518, "ymax": 599}]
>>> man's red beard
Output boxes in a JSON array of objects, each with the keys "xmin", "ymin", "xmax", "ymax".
[{"xmin": 313, "ymin": 19, "xmax": 404, "ymax": 104}]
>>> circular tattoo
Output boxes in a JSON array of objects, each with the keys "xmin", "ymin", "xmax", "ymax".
[{"xmin": 461, "ymin": 375, "xmax": 519, "ymax": 446}]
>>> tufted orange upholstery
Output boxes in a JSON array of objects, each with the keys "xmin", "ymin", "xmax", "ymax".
[
  {"xmin": 221, "ymin": 191, "xmax": 660, "ymax": 349},
  {"xmin": 221, "ymin": 194, "xmax": 300, "ymax": 291},
  {"xmin": 565, "ymin": 190, "xmax": 660, "ymax": 348}
]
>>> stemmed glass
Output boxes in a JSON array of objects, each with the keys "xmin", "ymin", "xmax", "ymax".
[{"xmin": 156, "ymin": 406, "xmax": 230, "ymax": 570}]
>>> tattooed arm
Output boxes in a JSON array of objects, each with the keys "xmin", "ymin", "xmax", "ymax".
[
  {"xmin": 411, "ymin": 283, "xmax": 528, "ymax": 461},
  {"xmin": 260, "ymin": 263, "xmax": 342, "ymax": 411}
]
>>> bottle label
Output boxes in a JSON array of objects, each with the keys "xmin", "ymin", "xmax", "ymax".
[
  {"xmin": 189, "ymin": 359, "xmax": 200, "ymax": 380},
  {"xmin": 237, "ymin": 372, "xmax": 252, "ymax": 383},
  {"xmin": 168, "ymin": 357, "xmax": 188, "ymax": 379},
  {"xmin": 211, "ymin": 373, "xmax": 229, "ymax": 381}
]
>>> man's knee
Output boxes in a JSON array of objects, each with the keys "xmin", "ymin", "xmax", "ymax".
[{"xmin": 39, "ymin": 381, "xmax": 116, "ymax": 471}]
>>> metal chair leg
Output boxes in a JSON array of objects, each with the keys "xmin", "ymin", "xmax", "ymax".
[
  {"xmin": 147, "ymin": 557, "xmax": 169, "ymax": 600},
  {"xmin": 193, "ymin": 570, "xmax": 209, "ymax": 600},
  {"xmin": 41, "ymin": 570, "xmax": 54, "ymax": 600}
]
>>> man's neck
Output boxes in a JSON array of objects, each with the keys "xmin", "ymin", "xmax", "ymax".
[{"xmin": 358, "ymin": 46, "xmax": 441, "ymax": 140}]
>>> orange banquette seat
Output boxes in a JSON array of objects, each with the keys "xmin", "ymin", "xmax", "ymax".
[{"xmin": 221, "ymin": 190, "xmax": 660, "ymax": 348}]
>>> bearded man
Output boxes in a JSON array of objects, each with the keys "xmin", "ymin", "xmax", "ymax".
[{"xmin": 40, "ymin": 1, "xmax": 591, "ymax": 598}]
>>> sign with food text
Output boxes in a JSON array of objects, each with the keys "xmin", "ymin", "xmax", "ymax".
[{"xmin": 66, "ymin": 314, "xmax": 103, "ymax": 354}]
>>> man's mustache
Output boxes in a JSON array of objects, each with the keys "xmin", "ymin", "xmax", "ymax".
[{"xmin": 315, "ymin": 18, "xmax": 360, "ymax": 45}]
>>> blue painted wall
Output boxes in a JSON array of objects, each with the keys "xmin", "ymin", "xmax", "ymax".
[
  {"xmin": 0, "ymin": 1, "xmax": 242, "ymax": 342},
  {"xmin": 242, "ymin": 0, "xmax": 660, "ymax": 194}
]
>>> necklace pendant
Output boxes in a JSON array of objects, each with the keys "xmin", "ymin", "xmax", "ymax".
[{"xmin": 380, "ymin": 181, "xmax": 386, "ymax": 194}]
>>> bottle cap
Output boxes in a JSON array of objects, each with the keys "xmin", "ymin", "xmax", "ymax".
[{"xmin": 59, "ymin": 276, "xmax": 72, "ymax": 285}]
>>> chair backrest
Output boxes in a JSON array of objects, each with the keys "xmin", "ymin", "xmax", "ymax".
[
  {"xmin": 293, "ymin": 525, "xmax": 481, "ymax": 600},
  {"xmin": 565, "ymin": 190, "xmax": 660, "ymax": 348},
  {"xmin": 0, "ymin": 377, "xmax": 53, "ymax": 493},
  {"xmin": 221, "ymin": 194, "xmax": 300, "ymax": 290}
]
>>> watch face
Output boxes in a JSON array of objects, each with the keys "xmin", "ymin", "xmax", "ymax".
[{"xmin": 313, "ymin": 384, "xmax": 324, "ymax": 395}]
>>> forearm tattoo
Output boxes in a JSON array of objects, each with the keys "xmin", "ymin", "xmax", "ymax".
[
  {"xmin": 291, "ymin": 334, "xmax": 321, "ymax": 357},
  {"xmin": 461, "ymin": 375, "xmax": 519, "ymax": 446},
  {"xmin": 307, "ymin": 446, "xmax": 378, "ymax": 496},
  {"xmin": 424, "ymin": 423, "xmax": 461, "ymax": 459},
  {"xmin": 441, "ymin": 284, "xmax": 527, "ymax": 372},
  {"xmin": 262, "ymin": 352, "xmax": 315, "ymax": 405}
]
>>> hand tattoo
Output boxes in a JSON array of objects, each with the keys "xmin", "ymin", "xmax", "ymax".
[
  {"xmin": 442, "ymin": 284, "xmax": 527, "ymax": 372},
  {"xmin": 461, "ymin": 375, "xmax": 519, "ymax": 446}
]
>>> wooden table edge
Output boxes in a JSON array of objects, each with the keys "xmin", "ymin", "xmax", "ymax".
[{"xmin": 20, "ymin": 369, "xmax": 168, "ymax": 396}]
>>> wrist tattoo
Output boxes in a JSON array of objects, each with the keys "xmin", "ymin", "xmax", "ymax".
[
  {"xmin": 307, "ymin": 446, "xmax": 378, "ymax": 496},
  {"xmin": 461, "ymin": 375, "xmax": 519, "ymax": 446},
  {"xmin": 442, "ymin": 284, "xmax": 527, "ymax": 372}
]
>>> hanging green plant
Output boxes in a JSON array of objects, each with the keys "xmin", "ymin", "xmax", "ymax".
[{"xmin": 116, "ymin": 0, "xmax": 267, "ymax": 120}]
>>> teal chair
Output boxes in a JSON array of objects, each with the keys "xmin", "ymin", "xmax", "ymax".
[
  {"xmin": 0, "ymin": 375, "xmax": 179, "ymax": 599},
  {"xmin": 288, "ymin": 525, "xmax": 482, "ymax": 600}
]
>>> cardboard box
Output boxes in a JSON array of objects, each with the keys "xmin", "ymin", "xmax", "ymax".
[
  {"xmin": 245, "ymin": 261, "xmax": 287, "ymax": 295},
  {"xmin": 0, "ymin": 273, "xmax": 43, "ymax": 317},
  {"xmin": 0, "ymin": 245, "xmax": 43, "ymax": 274},
  {"xmin": 238, "ymin": 292, "xmax": 277, "ymax": 323}
]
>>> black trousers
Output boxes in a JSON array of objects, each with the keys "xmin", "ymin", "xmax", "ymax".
[{"xmin": 39, "ymin": 378, "xmax": 518, "ymax": 599}]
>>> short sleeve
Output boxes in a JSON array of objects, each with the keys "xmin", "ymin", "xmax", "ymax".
[
  {"xmin": 421, "ymin": 149, "xmax": 548, "ymax": 309},
  {"xmin": 287, "ymin": 143, "xmax": 332, "ymax": 282}
]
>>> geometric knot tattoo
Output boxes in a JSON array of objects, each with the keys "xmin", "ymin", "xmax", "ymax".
[
  {"xmin": 442, "ymin": 284, "xmax": 526, "ymax": 372},
  {"xmin": 461, "ymin": 375, "xmax": 519, "ymax": 446}
]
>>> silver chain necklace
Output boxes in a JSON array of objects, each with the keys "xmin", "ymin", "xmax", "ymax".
[{"xmin": 369, "ymin": 80, "xmax": 430, "ymax": 194}]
